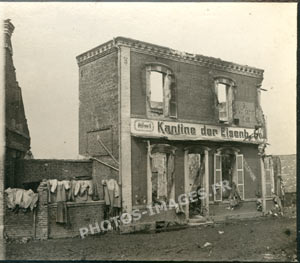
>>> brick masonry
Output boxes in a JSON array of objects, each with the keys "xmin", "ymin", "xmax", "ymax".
[
  {"xmin": 4, "ymin": 182, "xmax": 105, "ymax": 240},
  {"xmin": 78, "ymin": 50, "xmax": 119, "ymax": 160},
  {"xmin": 276, "ymin": 154, "xmax": 296, "ymax": 193},
  {"xmin": 76, "ymin": 38, "xmax": 266, "ymax": 223},
  {"xmin": 48, "ymin": 201, "xmax": 105, "ymax": 239},
  {"xmin": 15, "ymin": 159, "xmax": 93, "ymax": 187},
  {"xmin": 4, "ymin": 206, "xmax": 34, "ymax": 239},
  {"xmin": 130, "ymin": 50, "xmax": 262, "ymax": 127}
]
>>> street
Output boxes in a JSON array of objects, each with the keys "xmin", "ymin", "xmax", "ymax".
[{"xmin": 6, "ymin": 212, "xmax": 297, "ymax": 261}]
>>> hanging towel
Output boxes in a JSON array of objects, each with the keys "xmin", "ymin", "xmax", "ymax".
[
  {"xmin": 5, "ymin": 188, "xmax": 16, "ymax": 209},
  {"xmin": 22, "ymin": 189, "xmax": 34, "ymax": 209},
  {"xmin": 74, "ymin": 181, "xmax": 81, "ymax": 196},
  {"xmin": 15, "ymin": 189, "xmax": 24, "ymax": 206},
  {"xmin": 56, "ymin": 182, "xmax": 67, "ymax": 202},
  {"xmin": 49, "ymin": 179, "xmax": 58, "ymax": 193}
]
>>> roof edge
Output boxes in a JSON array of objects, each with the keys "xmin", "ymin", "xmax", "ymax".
[{"xmin": 76, "ymin": 36, "xmax": 264, "ymax": 77}]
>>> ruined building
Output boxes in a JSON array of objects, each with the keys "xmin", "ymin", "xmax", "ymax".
[
  {"xmin": 4, "ymin": 19, "xmax": 31, "ymax": 189},
  {"xmin": 76, "ymin": 37, "xmax": 269, "ymax": 227}
]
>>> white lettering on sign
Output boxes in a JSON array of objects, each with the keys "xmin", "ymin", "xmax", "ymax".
[
  {"xmin": 134, "ymin": 120, "xmax": 154, "ymax": 132},
  {"xmin": 131, "ymin": 118, "xmax": 265, "ymax": 144}
]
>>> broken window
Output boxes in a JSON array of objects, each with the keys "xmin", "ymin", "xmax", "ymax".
[
  {"xmin": 148, "ymin": 144, "xmax": 176, "ymax": 206},
  {"xmin": 151, "ymin": 153, "xmax": 167, "ymax": 203},
  {"xmin": 214, "ymin": 78, "xmax": 235, "ymax": 123},
  {"xmin": 146, "ymin": 64, "xmax": 177, "ymax": 118},
  {"xmin": 150, "ymin": 71, "xmax": 164, "ymax": 104},
  {"xmin": 214, "ymin": 152, "xmax": 244, "ymax": 202},
  {"xmin": 188, "ymin": 153, "xmax": 205, "ymax": 216}
]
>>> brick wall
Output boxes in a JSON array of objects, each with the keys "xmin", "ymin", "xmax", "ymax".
[
  {"xmin": 78, "ymin": 50, "xmax": 119, "ymax": 159},
  {"xmin": 15, "ymin": 159, "xmax": 93, "ymax": 187},
  {"xmin": 276, "ymin": 154, "xmax": 296, "ymax": 193},
  {"xmin": 130, "ymin": 51, "xmax": 262, "ymax": 128},
  {"xmin": 4, "ymin": 207, "xmax": 34, "ymax": 239},
  {"xmin": 4, "ymin": 182, "xmax": 105, "ymax": 240},
  {"xmin": 48, "ymin": 201, "xmax": 105, "ymax": 239}
]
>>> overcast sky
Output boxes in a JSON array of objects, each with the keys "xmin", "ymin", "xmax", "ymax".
[{"xmin": 2, "ymin": 3, "xmax": 297, "ymax": 159}]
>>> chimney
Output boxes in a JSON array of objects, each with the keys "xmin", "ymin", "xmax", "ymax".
[{"xmin": 4, "ymin": 19, "xmax": 15, "ymax": 55}]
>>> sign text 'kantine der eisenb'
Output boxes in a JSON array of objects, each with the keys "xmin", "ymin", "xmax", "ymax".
[{"xmin": 131, "ymin": 118, "xmax": 265, "ymax": 143}]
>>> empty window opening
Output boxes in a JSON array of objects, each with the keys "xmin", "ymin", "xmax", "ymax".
[
  {"xmin": 151, "ymin": 152, "xmax": 175, "ymax": 205},
  {"xmin": 214, "ymin": 153, "xmax": 244, "ymax": 202},
  {"xmin": 150, "ymin": 71, "xmax": 164, "ymax": 103},
  {"xmin": 217, "ymin": 83, "xmax": 227, "ymax": 103},
  {"xmin": 188, "ymin": 153, "xmax": 205, "ymax": 216}
]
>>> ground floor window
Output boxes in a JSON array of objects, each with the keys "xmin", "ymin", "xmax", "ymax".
[
  {"xmin": 187, "ymin": 153, "xmax": 205, "ymax": 216},
  {"xmin": 149, "ymin": 144, "xmax": 176, "ymax": 205},
  {"xmin": 214, "ymin": 149, "xmax": 244, "ymax": 202}
]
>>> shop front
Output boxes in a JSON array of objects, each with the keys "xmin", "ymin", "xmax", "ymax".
[{"xmin": 131, "ymin": 118, "xmax": 265, "ymax": 224}]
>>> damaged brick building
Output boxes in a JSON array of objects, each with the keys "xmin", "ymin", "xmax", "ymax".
[
  {"xmin": 76, "ymin": 36, "xmax": 270, "ymax": 229},
  {"xmin": 4, "ymin": 29, "xmax": 283, "ymax": 240},
  {"xmin": 4, "ymin": 19, "xmax": 31, "ymax": 189}
]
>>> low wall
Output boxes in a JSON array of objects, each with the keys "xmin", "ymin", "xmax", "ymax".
[
  {"xmin": 15, "ymin": 159, "xmax": 93, "ymax": 188},
  {"xmin": 4, "ymin": 184, "xmax": 105, "ymax": 240},
  {"xmin": 4, "ymin": 207, "xmax": 34, "ymax": 239},
  {"xmin": 49, "ymin": 201, "xmax": 105, "ymax": 239}
]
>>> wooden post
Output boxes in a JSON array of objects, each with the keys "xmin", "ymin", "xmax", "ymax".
[
  {"xmin": 184, "ymin": 150, "xmax": 189, "ymax": 219},
  {"xmin": 147, "ymin": 141, "xmax": 152, "ymax": 206},
  {"xmin": 204, "ymin": 149, "xmax": 210, "ymax": 218},
  {"xmin": 260, "ymin": 156, "xmax": 267, "ymax": 214}
]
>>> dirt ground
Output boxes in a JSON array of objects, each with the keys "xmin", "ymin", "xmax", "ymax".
[{"xmin": 5, "ymin": 214, "xmax": 297, "ymax": 261}]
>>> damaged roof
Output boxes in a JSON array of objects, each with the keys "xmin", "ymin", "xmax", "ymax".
[{"xmin": 76, "ymin": 36, "xmax": 264, "ymax": 78}]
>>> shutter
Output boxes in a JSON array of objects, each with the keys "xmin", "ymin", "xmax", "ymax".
[
  {"xmin": 219, "ymin": 102, "xmax": 228, "ymax": 122},
  {"xmin": 227, "ymin": 86, "xmax": 233, "ymax": 123},
  {"xmin": 236, "ymin": 154, "xmax": 244, "ymax": 200},
  {"xmin": 169, "ymin": 78, "xmax": 177, "ymax": 118},
  {"xmin": 214, "ymin": 154, "xmax": 222, "ymax": 201}
]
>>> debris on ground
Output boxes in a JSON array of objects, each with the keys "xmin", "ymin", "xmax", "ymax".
[
  {"xmin": 5, "ymin": 216, "xmax": 296, "ymax": 261},
  {"xmin": 203, "ymin": 242, "xmax": 212, "ymax": 248},
  {"xmin": 263, "ymin": 253, "xmax": 275, "ymax": 260},
  {"xmin": 218, "ymin": 231, "xmax": 224, "ymax": 235}
]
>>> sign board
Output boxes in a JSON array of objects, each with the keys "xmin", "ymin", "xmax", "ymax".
[{"xmin": 131, "ymin": 118, "xmax": 265, "ymax": 144}]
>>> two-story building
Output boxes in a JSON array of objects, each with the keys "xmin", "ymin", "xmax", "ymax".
[{"xmin": 76, "ymin": 37, "xmax": 268, "ymax": 227}]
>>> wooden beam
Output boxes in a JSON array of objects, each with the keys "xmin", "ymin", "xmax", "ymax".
[
  {"xmin": 147, "ymin": 140, "xmax": 152, "ymax": 206},
  {"xmin": 97, "ymin": 135, "xmax": 119, "ymax": 165},
  {"xmin": 204, "ymin": 149, "xmax": 210, "ymax": 218},
  {"xmin": 90, "ymin": 157, "xmax": 119, "ymax": 172},
  {"xmin": 184, "ymin": 150, "xmax": 189, "ymax": 219}
]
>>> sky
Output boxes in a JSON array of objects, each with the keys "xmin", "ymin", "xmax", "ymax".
[{"xmin": 1, "ymin": 3, "xmax": 297, "ymax": 159}]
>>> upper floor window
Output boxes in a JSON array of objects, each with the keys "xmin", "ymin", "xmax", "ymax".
[
  {"xmin": 149, "ymin": 71, "xmax": 164, "ymax": 107},
  {"xmin": 214, "ymin": 78, "xmax": 236, "ymax": 124},
  {"xmin": 146, "ymin": 64, "xmax": 177, "ymax": 118}
]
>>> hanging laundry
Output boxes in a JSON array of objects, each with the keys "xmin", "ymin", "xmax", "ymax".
[
  {"xmin": 22, "ymin": 189, "xmax": 34, "ymax": 209},
  {"xmin": 4, "ymin": 188, "xmax": 38, "ymax": 211},
  {"xmin": 56, "ymin": 201, "xmax": 68, "ymax": 224},
  {"xmin": 15, "ymin": 189, "xmax": 24, "ymax": 206},
  {"xmin": 103, "ymin": 179, "xmax": 121, "ymax": 209},
  {"xmin": 5, "ymin": 188, "xmax": 17, "ymax": 209},
  {"xmin": 74, "ymin": 180, "xmax": 81, "ymax": 197},
  {"xmin": 56, "ymin": 181, "xmax": 67, "ymax": 202},
  {"xmin": 49, "ymin": 179, "xmax": 58, "ymax": 193}
]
